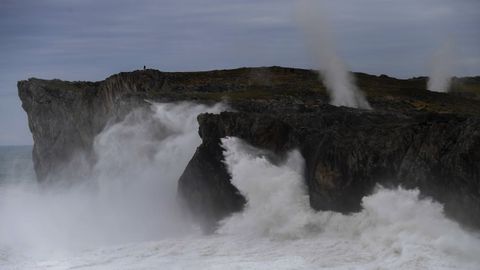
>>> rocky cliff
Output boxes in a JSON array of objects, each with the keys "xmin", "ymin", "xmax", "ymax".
[
  {"xmin": 18, "ymin": 67, "xmax": 480, "ymax": 230},
  {"xmin": 179, "ymin": 105, "xmax": 480, "ymax": 231}
]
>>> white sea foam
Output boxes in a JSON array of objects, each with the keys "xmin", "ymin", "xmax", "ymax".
[
  {"xmin": 1, "ymin": 105, "xmax": 479, "ymax": 270},
  {"xmin": 0, "ymin": 102, "xmax": 224, "ymax": 261}
]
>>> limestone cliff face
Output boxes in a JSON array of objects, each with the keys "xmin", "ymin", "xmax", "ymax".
[
  {"xmin": 18, "ymin": 67, "xmax": 325, "ymax": 181},
  {"xmin": 18, "ymin": 67, "xmax": 480, "ymax": 230},
  {"xmin": 18, "ymin": 79, "xmax": 102, "ymax": 181},
  {"xmin": 18, "ymin": 73, "xmax": 153, "ymax": 181}
]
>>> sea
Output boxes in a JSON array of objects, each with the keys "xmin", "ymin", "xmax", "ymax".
[{"xmin": 1, "ymin": 102, "xmax": 479, "ymax": 270}]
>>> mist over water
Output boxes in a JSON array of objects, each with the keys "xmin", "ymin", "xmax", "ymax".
[
  {"xmin": 0, "ymin": 102, "xmax": 224, "ymax": 260},
  {"xmin": 1, "ymin": 103, "xmax": 479, "ymax": 269},
  {"xmin": 428, "ymin": 41, "xmax": 454, "ymax": 92},
  {"xmin": 217, "ymin": 138, "xmax": 480, "ymax": 269},
  {"xmin": 0, "ymin": 146, "xmax": 33, "ymax": 185},
  {"xmin": 297, "ymin": 0, "xmax": 371, "ymax": 109}
]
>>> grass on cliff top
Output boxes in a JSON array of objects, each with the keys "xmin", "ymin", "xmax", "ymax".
[
  {"xmin": 37, "ymin": 79, "xmax": 98, "ymax": 92},
  {"xmin": 31, "ymin": 67, "xmax": 480, "ymax": 115},
  {"xmin": 451, "ymin": 81, "xmax": 480, "ymax": 98},
  {"xmin": 151, "ymin": 73, "xmax": 480, "ymax": 115},
  {"xmin": 192, "ymin": 85, "xmax": 326, "ymax": 101}
]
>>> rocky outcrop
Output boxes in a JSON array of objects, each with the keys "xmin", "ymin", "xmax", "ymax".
[
  {"xmin": 177, "ymin": 112, "xmax": 298, "ymax": 230},
  {"xmin": 18, "ymin": 67, "xmax": 325, "ymax": 181},
  {"xmin": 179, "ymin": 106, "xmax": 480, "ymax": 230},
  {"xmin": 18, "ymin": 67, "xmax": 480, "ymax": 230},
  {"xmin": 18, "ymin": 77, "xmax": 148, "ymax": 181}
]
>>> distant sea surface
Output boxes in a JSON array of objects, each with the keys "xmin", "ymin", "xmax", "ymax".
[{"xmin": 0, "ymin": 145, "xmax": 34, "ymax": 184}]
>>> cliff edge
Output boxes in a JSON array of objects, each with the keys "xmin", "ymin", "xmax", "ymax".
[{"xmin": 18, "ymin": 67, "xmax": 480, "ymax": 230}]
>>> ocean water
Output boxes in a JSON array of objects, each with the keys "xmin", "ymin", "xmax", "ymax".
[
  {"xmin": 1, "ymin": 103, "xmax": 480, "ymax": 270},
  {"xmin": 0, "ymin": 145, "xmax": 33, "ymax": 185}
]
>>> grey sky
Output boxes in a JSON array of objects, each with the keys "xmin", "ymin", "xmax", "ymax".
[{"xmin": 1, "ymin": 0, "xmax": 479, "ymax": 145}]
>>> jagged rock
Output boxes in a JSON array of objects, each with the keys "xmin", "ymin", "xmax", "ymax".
[
  {"xmin": 17, "ymin": 67, "xmax": 480, "ymax": 230},
  {"xmin": 17, "ymin": 68, "xmax": 324, "ymax": 181},
  {"xmin": 179, "ymin": 106, "xmax": 480, "ymax": 230},
  {"xmin": 177, "ymin": 112, "xmax": 297, "ymax": 230}
]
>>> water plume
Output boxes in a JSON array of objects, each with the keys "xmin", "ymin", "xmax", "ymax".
[
  {"xmin": 296, "ymin": 0, "xmax": 371, "ymax": 109},
  {"xmin": 0, "ymin": 102, "xmax": 225, "ymax": 259},
  {"xmin": 428, "ymin": 41, "xmax": 454, "ymax": 92},
  {"xmin": 2, "ymin": 106, "xmax": 480, "ymax": 269},
  {"xmin": 217, "ymin": 137, "xmax": 480, "ymax": 269},
  {"xmin": 219, "ymin": 137, "xmax": 311, "ymax": 238}
]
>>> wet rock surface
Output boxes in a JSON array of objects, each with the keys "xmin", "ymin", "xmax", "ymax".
[
  {"xmin": 18, "ymin": 67, "xmax": 480, "ymax": 230},
  {"xmin": 185, "ymin": 106, "xmax": 480, "ymax": 230}
]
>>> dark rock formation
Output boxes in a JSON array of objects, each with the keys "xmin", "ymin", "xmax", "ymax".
[
  {"xmin": 177, "ymin": 112, "xmax": 298, "ymax": 230},
  {"xmin": 18, "ymin": 67, "xmax": 480, "ymax": 230},
  {"xmin": 181, "ymin": 106, "xmax": 480, "ymax": 230},
  {"xmin": 18, "ymin": 67, "xmax": 325, "ymax": 181},
  {"xmin": 18, "ymin": 77, "xmax": 147, "ymax": 181}
]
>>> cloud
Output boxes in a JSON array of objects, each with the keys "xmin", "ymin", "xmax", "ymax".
[{"xmin": 0, "ymin": 0, "xmax": 479, "ymax": 144}]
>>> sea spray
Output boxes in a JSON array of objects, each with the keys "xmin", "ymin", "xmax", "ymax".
[
  {"xmin": 217, "ymin": 137, "xmax": 480, "ymax": 269},
  {"xmin": 0, "ymin": 102, "xmax": 225, "ymax": 258},
  {"xmin": 296, "ymin": 0, "xmax": 371, "ymax": 109},
  {"xmin": 219, "ymin": 137, "xmax": 313, "ymax": 238},
  {"xmin": 428, "ymin": 41, "xmax": 454, "ymax": 92},
  {"xmin": 1, "ymin": 107, "xmax": 480, "ymax": 269}
]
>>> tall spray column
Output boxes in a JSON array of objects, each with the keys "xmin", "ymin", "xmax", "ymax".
[
  {"xmin": 297, "ymin": 0, "xmax": 371, "ymax": 109},
  {"xmin": 428, "ymin": 41, "xmax": 454, "ymax": 93}
]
